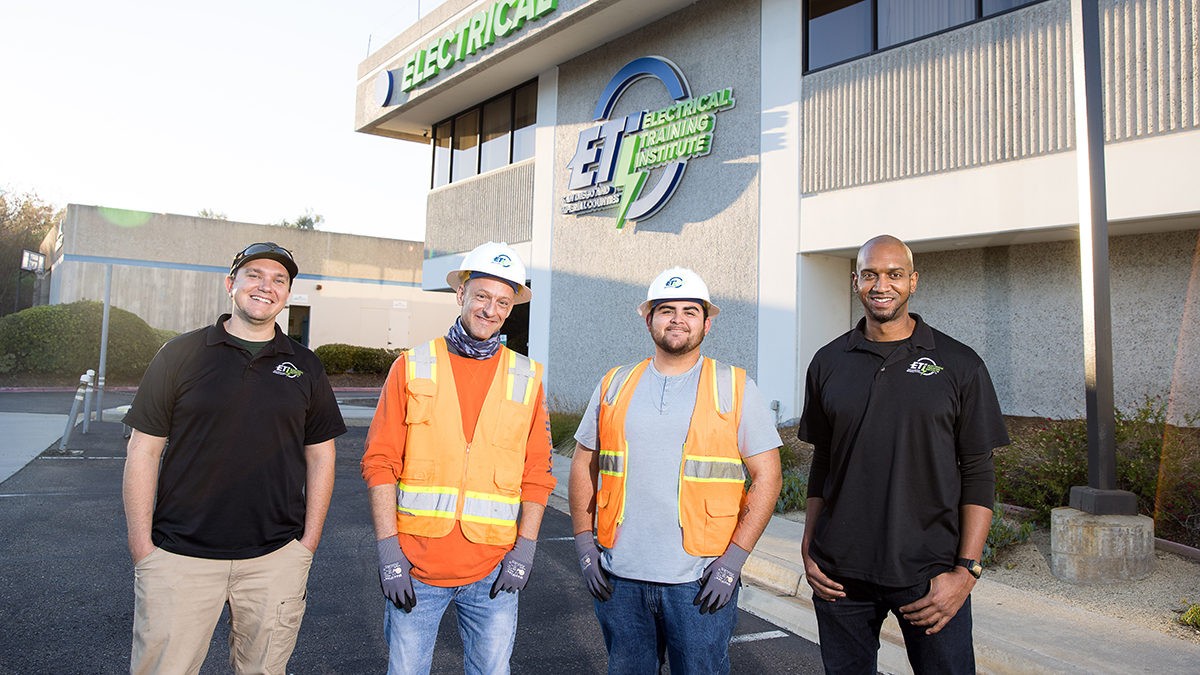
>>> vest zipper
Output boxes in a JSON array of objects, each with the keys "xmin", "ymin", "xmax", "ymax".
[{"xmin": 456, "ymin": 442, "xmax": 470, "ymax": 520}]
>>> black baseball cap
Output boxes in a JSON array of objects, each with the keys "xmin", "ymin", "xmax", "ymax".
[{"xmin": 230, "ymin": 242, "xmax": 298, "ymax": 281}]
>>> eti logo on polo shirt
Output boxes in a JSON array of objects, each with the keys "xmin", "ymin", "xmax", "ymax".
[
  {"xmin": 907, "ymin": 357, "xmax": 944, "ymax": 377},
  {"xmin": 272, "ymin": 362, "xmax": 304, "ymax": 379}
]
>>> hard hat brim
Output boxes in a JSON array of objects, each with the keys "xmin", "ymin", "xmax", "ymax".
[
  {"xmin": 446, "ymin": 270, "xmax": 533, "ymax": 304},
  {"xmin": 636, "ymin": 298, "xmax": 720, "ymax": 318}
]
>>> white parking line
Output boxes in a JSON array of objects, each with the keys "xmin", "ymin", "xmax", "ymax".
[{"xmin": 730, "ymin": 630, "xmax": 789, "ymax": 644}]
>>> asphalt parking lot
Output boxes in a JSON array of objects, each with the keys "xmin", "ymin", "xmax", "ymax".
[{"xmin": 0, "ymin": 392, "xmax": 822, "ymax": 674}]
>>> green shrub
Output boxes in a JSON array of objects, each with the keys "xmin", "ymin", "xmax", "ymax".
[
  {"xmin": 0, "ymin": 301, "xmax": 167, "ymax": 379},
  {"xmin": 352, "ymin": 346, "xmax": 399, "ymax": 374},
  {"xmin": 998, "ymin": 396, "xmax": 1200, "ymax": 549},
  {"xmin": 982, "ymin": 503, "xmax": 1033, "ymax": 565},
  {"xmin": 995, "ymin": 418, "xmax": 1089, "ymax": 523},
  {"xmin": 775, "ymin": 469, "xmax": 808, "ymax": 513},
  {"xmin": 1179, "ymin": 601, "xmax": 1200, "ymax": 630},
  {"xmin": 550, "ymin": 410, "xmax": 583, "ymax": 451},
  {"xmin": 152, "ymin": 328, "xmax": 179, "ymax": 346},
  {"xmin": 314, "ymin": 343, "xmax": 399, "ymax": 375}
]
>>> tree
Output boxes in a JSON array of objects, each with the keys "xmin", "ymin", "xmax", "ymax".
[
  {"xmin": 0, "ymin": 190, "xmax": 62, "ymax": 317},
  {"xmin": 277, "ymin": 208, "xmax": 324, "ymax": 231},
  {"xmin": 197, "ymin": 208, "xmax": 228, "ymax": 220}
]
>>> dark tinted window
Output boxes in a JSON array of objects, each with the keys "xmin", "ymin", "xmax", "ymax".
[
  {"xmin": 512, "ymin": 81, "xmax": 538, "ymax": 162},
  {"xmin": 808, "ymin": 0, "xmax": 872, "ymax": 71},
  {"xmin": 432, "ymin": 121, "xmax": 452, "ymax": 188},
  {"xmin": 451, "ymin": 108, "xmax": 480, "ymax": 183},
  {"xmin": 878, "ymin": 0, "xmax": 973, "ymax": 48},
  {"xmin": 430, "ymin": 80, "xmax": 538, "ymax": 186},
  {"xmin": 480, "ymin": 94, "xmax": 512, "ymax": 173},
  {"xmin": 806, "ymin": 0, "xmax": 1044, "ymax": 71}
]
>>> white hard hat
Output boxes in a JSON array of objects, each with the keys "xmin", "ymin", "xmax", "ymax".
[
  {"xmin": 446, "ymin": 241, "xmax": 532, "ymax": 304},
  {"xmin": 637, "ymin": 267, "xmax": 720, "ymax": 317}
]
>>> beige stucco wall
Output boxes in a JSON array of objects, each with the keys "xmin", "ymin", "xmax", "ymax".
[{"xmin": 49, "ymin": 205, "xmax": 460, "ymax": 348}]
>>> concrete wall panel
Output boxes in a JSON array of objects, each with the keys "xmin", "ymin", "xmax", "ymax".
[
  {"xmin": 902, "ymin": 228, "xmax": 1200, "ymax": 422},
  {"xmin": 424, "ymin": 160, "xmax": 536, "ymax": 258}
]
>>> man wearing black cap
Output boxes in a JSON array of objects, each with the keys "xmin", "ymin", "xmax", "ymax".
[{"xmin": 122, "ymin": 242, "xmax": 346, "ymax": 674}]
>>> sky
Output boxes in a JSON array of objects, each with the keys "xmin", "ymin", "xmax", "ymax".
[{"xmin": 1, "ymin": 1, "xmax": 441, "ymax": 241}]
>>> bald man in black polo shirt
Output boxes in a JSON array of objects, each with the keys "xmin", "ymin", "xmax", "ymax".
[
  {"xmin": 797, "ymin": 235, "xmax": 1009, "ymax": 675},
  {"xmin": 122, "ymin": 243, "xmax": 345, "ymax": 674}
]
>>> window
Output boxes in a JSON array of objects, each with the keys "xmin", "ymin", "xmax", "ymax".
[
  {"xmin": 429, "ymin": 80, "xmax": 538, "ymax": 188},
  {"xmin": 512, "ymin": 81, "xmax": 538, "ymax": 163},
  {"xmin": 878, "ymin": 0, "xmax": 973, "ymax": 49},
  {"xmin": 432, "ymin": 121, "xmax": 452, "ymax": 188},
  {"xmin": 480, "ymin": 96, "xmax": 512, "ymax": 173},
  {"xmin": 808, "ymin": 0, "xmax": 872, "ymax": 72},
  {"xmin": 451, "ymin": 109, "xmax": 480, "ymax": 183},
  {"xmin": 805, "ymin": 0, "xmax": 1045, "ymax": 72}
]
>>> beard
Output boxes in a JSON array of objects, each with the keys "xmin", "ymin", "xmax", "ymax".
[
  {"xmin": 652, "ymin": 327, "xmax": 705, "ymax": 356},
  {"xmin": 862, "ymin": 295, "xmax": 909, "ymax": 325}
]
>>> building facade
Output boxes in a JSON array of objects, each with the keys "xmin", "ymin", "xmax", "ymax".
[
  {"xmin": 356, "ymin": 0, "xmax": 1200, "ymax": 422},
  {"xmin": 45, "ymin": 204, "xmax": 460, "ymax": 351}
]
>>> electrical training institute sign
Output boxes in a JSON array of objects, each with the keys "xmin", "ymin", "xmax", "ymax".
[{"xmin": 564, "ymin": 56, "xmax": 734, "ymax": 229}]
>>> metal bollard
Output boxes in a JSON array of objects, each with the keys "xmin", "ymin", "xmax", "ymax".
[
  {"xmin": 58, "ymin": 372, "xmax": 91, "ymax": 452},
  {"xmin": 81, "ymin": 369, "xmax": 96, "ymax": 434},
  {"xmin": 94, "ymin": 373, "xmax": 106, "ymax": 423}
]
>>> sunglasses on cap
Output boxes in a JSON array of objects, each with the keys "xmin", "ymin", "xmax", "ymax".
[{"xmin": 230, "ymin": 242, "xmax": 298, "ymax": 279}]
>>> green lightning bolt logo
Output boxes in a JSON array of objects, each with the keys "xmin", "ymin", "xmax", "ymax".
[{"xmin": 612, "ymin": 133, "xmax": 648, "ymax": 230}]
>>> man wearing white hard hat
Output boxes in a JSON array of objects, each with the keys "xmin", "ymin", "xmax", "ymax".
[
  {"xmin": 568, "ymin": 267, "xmax": 782, "ymax": 673},
  {"xmin": 361, "ymin": 242, "xmax": 555, "ymax": 674}
]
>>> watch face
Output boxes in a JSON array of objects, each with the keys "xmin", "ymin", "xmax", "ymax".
[{"xmin": 958, "ymin": 558, "xmax": 982, "ymax": 578}]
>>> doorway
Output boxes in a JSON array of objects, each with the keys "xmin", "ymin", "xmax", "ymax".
[{"xmin": 288, "ymin": 305, "xmax": 310, "ymax": 346}]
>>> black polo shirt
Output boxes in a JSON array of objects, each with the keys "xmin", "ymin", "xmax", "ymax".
[
  {"xmin": 125, "ymin": 315, "xmax": 346, "ymax": 559},
  {"xmin": 797, "ymin": 314, "xmax": 1008, "ymax": 587}
]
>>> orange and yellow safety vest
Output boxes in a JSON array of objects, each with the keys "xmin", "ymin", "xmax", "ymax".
[
  {"xmin": 595, "ymin": 357, "xmax": 746, "ymax": 557},
  {"xmin": 395, "ymin": 337, "xmax": 543, "ymax": 546}
]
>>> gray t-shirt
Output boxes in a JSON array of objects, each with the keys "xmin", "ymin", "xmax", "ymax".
[{"xmin": 574, "ymin": 358, "xmax": 782, "ymax": 583}]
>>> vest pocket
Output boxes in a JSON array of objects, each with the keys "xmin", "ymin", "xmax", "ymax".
[
  {"xmin": 493, "ymin": 462, "xmax": 522, "ymax": 496},
  {"xmin": 703, "ymin": 497, "xmax": 740, "ymax": 554},
  {"xmin": 492, "ymin": 399, "xmax": 531, "ymax": 449},
  {"xmin": 405, "ymin": 378, "xmax": 436, "ymax": 424}
]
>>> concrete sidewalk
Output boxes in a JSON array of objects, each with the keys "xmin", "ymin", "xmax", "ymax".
[
  {"xmin": 547, "ymin": 452, "xmax": 1200, "ymax": 674},
  {"xmin": 0, "ymin": 412, "xmax": 67, "ymax": 483}
]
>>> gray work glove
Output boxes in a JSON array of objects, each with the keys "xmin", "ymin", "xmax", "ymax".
[
  {"xmin": 694, "ymin": 543, "xmax": 750, "ymax": 614},
  {"xmin": 377, "ymin": 535, "xmax": 416, "ymax": 612},
  {"xmin": 574, "ymin": 532, "xmax": 613, "ymax": 602},
  {"xmin": 490, "ymin": 536, "xmax": 537, "ymax": 599}
]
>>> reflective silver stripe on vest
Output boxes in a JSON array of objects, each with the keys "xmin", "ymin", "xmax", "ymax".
[
  {"xmin": 507, "ymin": 352, "xmax": 536, "ymax": 405},
  {"xmin": 603, "ymin": 363, "xmax": 641, "ymax": 405},
  {"xmin": 408, "ymin": 340, "xmax": 438, "ymax": 381},
  {"xmin": 460, "ymin": 492, "xmax": 520, "ymax": 526},
  {"xmin": 396, "ymin": 484, "xmax": 458, "ymax": 518},
  {"xmin": 711, "ymin": 358, "xmax": 735, "ymax": 414},
  {"xmin": 682, "ymin": 457, "xmax": 746, "ymax": 482},
  {"xmin": 598, "ymin": 451, "xmax": 625, "ymax": 476}
]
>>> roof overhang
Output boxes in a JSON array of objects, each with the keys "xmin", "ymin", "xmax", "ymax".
[{"xmin": 355, "ymin": 0, "xmax": 697, "ymax": 143}]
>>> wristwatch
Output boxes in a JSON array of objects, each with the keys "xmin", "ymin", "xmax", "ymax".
[{"xmin": 956, "ymin": 558, "xmax": 983, "ymax": 579}]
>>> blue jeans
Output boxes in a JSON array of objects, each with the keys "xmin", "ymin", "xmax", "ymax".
[
  {"xmin": 384, "ymin": 566, "xmax": 518, "ymax": 675},
  {"xmin": 812, "ymin": 577, "xmax": 974, "ymax": 675},
  {"xmin": 594, "ymin": 574, "xmax": 739, "ymax": 675}
]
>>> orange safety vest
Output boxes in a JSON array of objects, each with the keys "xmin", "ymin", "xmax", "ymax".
[
  {"xmin": 595, "ymin": 357, "xmax": 746, "ymax": 557},
  {"xmin": 395, "ymin": 337, "xmax": 543, "ymax": 546}
]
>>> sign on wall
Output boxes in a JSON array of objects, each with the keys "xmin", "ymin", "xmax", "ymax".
[
  {"xmin": 376, "ymin": 0, "xmax": 558, "ymax": 106},
  {"xmin": 564, "ymin": 56, "xmax": 735, "ymax": 229}
]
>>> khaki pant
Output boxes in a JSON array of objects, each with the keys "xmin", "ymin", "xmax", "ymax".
[{"xmin": 131, "ymin": 539, "xmax": 313, "ymax": 675}]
